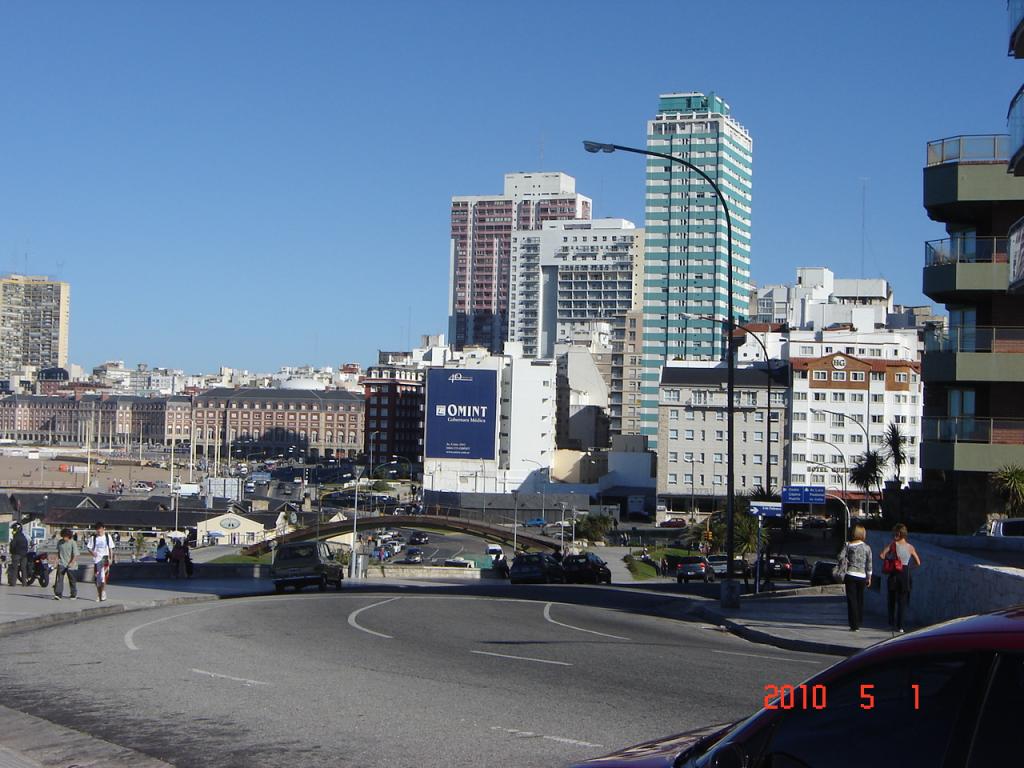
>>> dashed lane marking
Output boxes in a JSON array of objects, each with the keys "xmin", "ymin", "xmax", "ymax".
[
  {"xmin": 471, "ymin": 650, "xmax": 572, "ymax": 666},
  {"xmin": 191, "ymin": 668, "xmax": 269, "ymax": 687},
  {"xmin": 712, "ymin": 649, "xmax": 823, "ymax": 665},
  {"xmin": 542, "ymin": 602, "xmax": 630, "ymax": 641},
  {"xmin": 347, "ymin": 597, "xmax": 400, "ymax": 639},
  {"xmin": 489, "ymin": 726, "xmax": 601, "ymax": 748}
]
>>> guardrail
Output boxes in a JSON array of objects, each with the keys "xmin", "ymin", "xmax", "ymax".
[
  {"xmin": 925, "ymin": 237, "xmax": 1008, "ymax": 266},
  {"xmin": 922, "ymin": 417, "xmax": 1024, "ymax": 444},
  {"xmin": 924, "ymin": 326, "xmax": 1024, "ymax": 353},
  {"xmin": 926, "ymin": 134, "xmax": 1009, "ymax": 166}
]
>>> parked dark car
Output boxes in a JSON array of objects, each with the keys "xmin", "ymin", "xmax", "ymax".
[
  {"xmin": 271, "ymin": 540, "xmax": 344, "ymax": 593},
  {"xmin": 676, "ymin": 555, "xmax": 714, "ymax": 584},
  {"xmin": 658, "ymin": 518, "xmax": 689, "ymax": 528},
  {"xmin": 789, "ymin": 556, "xmax": 811, "ymax": 580},
  {"xmin": 403, "ymin": 547, "xmax": 424, "ymax": 564},
  {"xmin": 562, "ymin": 553, "xmax": 612, "ymax": 584},
  {"xmin": 810, "ymin": 558, "xmax": 838, "ymax": 586},
  {"xmin": 765, "ymin": 554, "xmax": 792, "ymax": 580},
  {"xmin": 509, "ymin": 553, "xmax": 565, "ymax": 584},
  {"xmin": 409, "ymin": 532, "xmax": 429, "ymax": 545},
  {"xmin": 571, "ymin": 606, "xmax": 1024, "ymax": 767}
]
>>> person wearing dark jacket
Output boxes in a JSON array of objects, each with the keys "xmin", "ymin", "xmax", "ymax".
[{"xmin": 8, "ymin": 526, "xmax": 29, "ymax": 586}]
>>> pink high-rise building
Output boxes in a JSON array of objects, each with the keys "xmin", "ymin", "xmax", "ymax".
[{"xmin": 448, "ymin": 172, "xmax": 591, "ymax": 352}]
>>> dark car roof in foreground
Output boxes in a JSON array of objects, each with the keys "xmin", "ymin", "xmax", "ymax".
[{"xmin": 569, "ymin": 606, "xmax": 1024, "ymax": 767}]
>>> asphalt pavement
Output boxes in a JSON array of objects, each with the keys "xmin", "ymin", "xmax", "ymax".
[{"xmin": 0, "ymin": 585, "xmax": 835, "ymax": 768}]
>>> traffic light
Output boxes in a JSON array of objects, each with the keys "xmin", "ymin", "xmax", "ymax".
[{"xmin": 704, "ymin": 530, "xmax": 713, "ymax": 542}]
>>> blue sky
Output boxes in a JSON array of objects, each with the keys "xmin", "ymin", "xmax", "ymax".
[{"xmin": 0, "ymin": 1, "xmax": 1018, "ymax": 373}]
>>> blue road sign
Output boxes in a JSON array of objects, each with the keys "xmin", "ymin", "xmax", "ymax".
[
  {"xmin": 781, "ymin": 485, "xmax": 826, "ymax": 505},
  {"xmin": 750, "ymin": 502, "xmax": 783, "ymax": 518}
]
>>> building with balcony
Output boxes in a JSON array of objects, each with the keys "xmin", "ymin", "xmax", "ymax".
[
  {"xmin": 363, "ymin": 363, "xmax": 425, "ymax": 469},
  {"xmin": 640, "ymin": 92, "xmax": 754, "ymax": 447},
  {"xmin": 0, "ymin": 274, "xmax": 70, "ymax": 380},
  {"xmin": 449, "ymin": 173, "xmax": 592, "ymax": 354},
  {"xmin": 921, "ymin": 130, "xmax": 1024, "ymax": 532}
]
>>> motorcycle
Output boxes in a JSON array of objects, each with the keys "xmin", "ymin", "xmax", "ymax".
[{"xmin": 25, "ymin": 552, "xmax": 52, "ymax": 588}]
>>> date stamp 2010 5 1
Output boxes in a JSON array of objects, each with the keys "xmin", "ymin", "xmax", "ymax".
[{"xmin": 763, "ymin": 683, "xmax": 921, "ymax": 711}]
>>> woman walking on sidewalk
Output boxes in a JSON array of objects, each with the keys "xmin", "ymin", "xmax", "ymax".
[
  {"xmin": 837, "ymin": 525, "xmax": 872, "ymax": 632},
  {"xmin": 881, "ymin": 523, "xmax": 921, "ymax": 634}
]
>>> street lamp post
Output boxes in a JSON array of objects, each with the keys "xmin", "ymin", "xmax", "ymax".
[
  {"xmin": 584, "ymin": 140, "xmax": 740, "ymax": 608},
  {"xmin": 811, "ymin": 408, "xmax": 872, "ymax": 515},
  {"xmin": 810, "ymin": 436, "xmax": 851, "ymax": 535},
  {"xmin": 350, "ymin": 466, "xmax": 365, "ymax": 579},
  {"xmin": 686, "ymin": 456, "xmax": 697, "ymax": 520},
  {"xmin": 523, "ymin": 458, "xmax": 547, "ymax": 523}
]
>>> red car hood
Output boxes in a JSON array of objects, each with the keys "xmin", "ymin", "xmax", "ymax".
[{"xmin": 568, "ymin": 722, "xmax": 733, "ymax": 767}]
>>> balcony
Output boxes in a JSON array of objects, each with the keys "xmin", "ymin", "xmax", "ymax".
[
  {"xmin": 1010, "ymin": 85, "xmax": 1024, "ymax": 175},
  {"xmin": 924, "ymin": 326, "xmax": 1024, "ymax": 381},
  {"xmin": 1011, "ymin": 0, "xmax": 1024, "ymax": 57},
  {"xmin": 923, "ymin": 237, "xmax": 1009, "ymax": 299},
  {"xmin": 922, "ymin": 416, "xmax": 1024, "ymax": 473},
  {"xmin": 923, "ymin": 135, "xmax": 1024, "ymax": 226}
]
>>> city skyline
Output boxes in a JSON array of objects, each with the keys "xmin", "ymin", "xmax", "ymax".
[{"xmin": 0, "ymin": 1, "xmax": 1016, "ymax": 372}]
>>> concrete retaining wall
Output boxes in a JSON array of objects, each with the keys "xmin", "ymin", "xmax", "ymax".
[
  {"xmin": 369, "ymin": 565, "xmax": 484, "ymax": 580},
  {"xmin": 73, "ymin": 563, "xmax": 269, "ymax": 583},
  {"xmin": 864, "ymin": 530, "xmax": 1024, "ymax": 626}
]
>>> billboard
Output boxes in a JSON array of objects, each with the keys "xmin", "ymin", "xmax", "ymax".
[{"xmin": 425, "ymin": 368, "xmax": 498, "ymax": 460}]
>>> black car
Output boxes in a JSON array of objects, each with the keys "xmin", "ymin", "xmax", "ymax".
[
  {"xmin": 810, "ymin": 558, "xmax": 838, "ymax": 586},
  {"xmin": 409, "ymin": 532, "xmax": 429, "ymax": 545},
  {"xmin": 562, "ymin": 553, "xmax": 612, "ymax": 584},
  {"xmin": 509, "ymin": 553, "xmax": 565, "ymax": 584},
  {"xmin": 270, "ymin": 540, "xmax": 344, "ymax": 593},
  {"xmin": 789, "ymin": 556, "xmax": 811, "ymax": 580},
  {"xmin": 765, "ymin": 554, "xmax": 792, "ymax": 580}
]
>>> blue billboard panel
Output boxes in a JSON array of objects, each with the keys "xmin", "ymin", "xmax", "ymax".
[{"xmin": 424, "ymin": 369, "xmax": 498, "ymax": 460}]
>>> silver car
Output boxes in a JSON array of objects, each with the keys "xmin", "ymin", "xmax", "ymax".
[{"xmin": 675, "ymin": 556, "xmax": 715, "ymax": 583}]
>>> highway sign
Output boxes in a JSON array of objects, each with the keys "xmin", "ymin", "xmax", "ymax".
[
  {"xmin": 750, "ymin": 501, "xmax": 783, "ymax": 518},
  {"xmin": 781, "ymin": 485, "xmax": 826, "ymax": 505}
]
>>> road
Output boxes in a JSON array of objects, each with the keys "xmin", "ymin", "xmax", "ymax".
[{"xmin": 0, "ymin": 584, "xmax": 836, "ymax": 767}]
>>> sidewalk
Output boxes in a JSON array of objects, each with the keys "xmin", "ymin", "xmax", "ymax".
[
  {"xmin": 692, "ymin": 588, "xmax": 897, "ymax": 656},
  {"xmin": 0, "ymin": 578, "xmax": 274, "ymax": 638}
]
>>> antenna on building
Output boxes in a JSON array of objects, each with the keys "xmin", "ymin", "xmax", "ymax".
[{"xmin": 859, "ymin": 178, "xmax": 869, "ymax": 279}]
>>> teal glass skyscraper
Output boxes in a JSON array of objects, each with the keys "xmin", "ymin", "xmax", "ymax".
[{"xmin": 639, "ymin": 92, "xmax": 753, "ymax": 444}]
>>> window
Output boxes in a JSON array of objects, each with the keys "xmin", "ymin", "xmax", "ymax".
[
  {"xmin": 667, "ymin": 473, "xmax": 678, "ymax": 485},
  {"xmin": 832, "ymin": 434, "xmax": 845, "ymax": 443},
  {"xmin": 715, "ymin": 430, "xmax": 725, "ymax": 441},
  {"xmin": 753, "ymin": 454, "xmax": 763, "ymax": 465},
  {"xmin": 813, "ymin": 371, "xmax": 827, "ymax": 381},
  {"xmin": 793, "ymin": 412, "xmax": 807, "ymax": 421},
  {"xmin": 793, "ymin": 391, "xmax": 807, "ymax": 401},
  {"xmin": 850, "ymin": 433, "xmax": 864, "ymax": 444},
  {"xmin": 664, "ymin": 388, "xmax": 680, "ymax": 402},
  {"xmin": 714, "ymin": 452, "xmax": 724, "ymax": 463},
  {"xmin": 871, "ymin": 415, "xmax": 884, "ymax": 424},
  {"xmin": 668, "ymin": 451, "xmax": 678, "ymax": 463},
  {"xmin": 850, "ymin": 393, "xmax": 865, "ymax": 402},
  {"xmin": 754, "ymin": 431, "xmax": 764, "ymax": 442},
  {"xmin": 813, "ymin": 392, "xmax": 827, "ymax": 401},
  {"xmin": 812, "ymin": 412, "xmax": 825, "ymax": 423},
  {"xmin": 871, "ymin": 394, "xmax": 884, "ymax": 403},
  {"xmin": 685, "ymin": 410, "xmax": 695, "ymax": 420},
  {"xmin": 693, "ymin": 390, "xmax": 710, "ymax": 405},
  {"xmin": 684, "ymin": 429, "xmax": 694, "ymax": 440},
  {"xmin": 683, "ymin": 474, "xmax": 693, "ymax": 485},
  {"xmin": 760, "ymin": 656, "xmax": 977, "ymax": 768},
  {"xmin": 791, "ymin": 473, "xmax": 806, "ymax": 483},
  {"xmin": 669, "ymin": 409, "xmax": 679, "ymax": 420},
  {"xmin": 713, "ymin": 474, "xmax": 724, "ymax": 485},
  {"xmin": 832, "ymin": 371, "xmax": 847, "ymax": 381},
  {"xmin": 896, "ymin": 373, "xmax": 908, "ymax": 383},
  {"xmin": 812, "ymin": 433, "xmax": 826, "ymax": 442},
  {"xmin": 683, "ymin": 451, "xmax": 694, "ymax": 462},
  {"xmin": 792, "ymin": 453, "xmax": 806, "ymax": 462},
  {"xmin": 669, "ymin": 429, "xmax": 679, "ymax": 440},
  {"xmin": 754, "ymin": 412, "xmax": 765, "ymax": 423},
  {"xmin": 799, "ymin": 345, "xmax": 814, "ymax": 355},
  {"xmin": 832, "ymin": 392, "xmax": 845, "ymax": 402},
  {"xmin": 851, "ymin": 371, "xmax": 866, "ymax": 382},
  {"xmin": 871, "ymin": 372, "xmax": 885, "ymax": 381}
]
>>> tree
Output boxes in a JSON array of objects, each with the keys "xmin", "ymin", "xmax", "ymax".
[
  {"xmin": 884, "ymin": 422, "xmax": 907, "ymax": 486},
  {"xmin": 849, "ymin": 450, "xmax": 887, "ymax": 510},
  {"xmin": 710, "ymin": 511, "xmax": 767, "ymax": 556},
  {"xmin": 993, "ymin": 464, "xmax": 1024, "ymax": 516},
  {"xmin": 575, "ymin": 515, "xmax": 613, "ymax": 542}
]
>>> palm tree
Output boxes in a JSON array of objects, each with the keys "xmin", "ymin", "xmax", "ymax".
[
  {"xmin": 849, "ymin": 449, "xmax": 887, "ymax": 511},
  {"xmin": 710, "ymin": 511, "xmax": 766, "ymax": 556},
  {"xmin": 993, "ymin": 464, "xmax": 1024, "ymax": 516},
  {"xmin": 884, "ymin": 422, "xmax": 907, "ymax": 486}
]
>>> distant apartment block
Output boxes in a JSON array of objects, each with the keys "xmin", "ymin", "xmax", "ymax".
[
  {"xmin": 449, "ymin": 172, "xmax": 591, "ymax": 353},
  {"xmin": 0, "ymin": 274, "xmax": 70, "ymax": 378}
]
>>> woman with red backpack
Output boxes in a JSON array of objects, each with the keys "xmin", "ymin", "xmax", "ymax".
[{"xmin": 881, "ymin": 523, "xmax": 921, "ymax": 634}]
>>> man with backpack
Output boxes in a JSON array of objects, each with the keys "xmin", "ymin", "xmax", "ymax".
[
  {"xmin": 85, "ymin": 522, "xmax": 115, "ymax": 602},
  {"xmin": 8, "ymin": 524, "xmax": 29, "ymax": 586}
]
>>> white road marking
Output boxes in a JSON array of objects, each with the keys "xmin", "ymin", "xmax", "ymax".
[
  {"xmin": 712, "ymin": 649, "xmax": 822, "ymax": 665},
  {"xmin": 191, "ymin": 668, "xmax": 268, "ymax": 687},
  {"xmin": 542, "ymin": 602, "xmax": 630, "ymax": 641},
  {"xmin": 471, "ymin": 650, "xmax": 572, "ymax": 666},
  {"xmin": 489, "ymin": 726, "xmax": 601, "ymax": 748},
  {"xmin": 124, "ymin": 605, "xmax": 216, "ymax": 650},
  {"xmin": 347, "ymin": 597, "xmax": 400, "ymax": 639}
]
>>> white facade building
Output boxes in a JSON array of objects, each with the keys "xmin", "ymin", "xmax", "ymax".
[
  {"xmin": 422, "ymin": 343, "xmax": 556, "ymax": 494},
  {"xmin": 754, "ymin": 267, "xmax": 895, "ymax": 331},
  {"xmin": 508, "ymin": 218, "xmax": 643, "ymax": 359}
]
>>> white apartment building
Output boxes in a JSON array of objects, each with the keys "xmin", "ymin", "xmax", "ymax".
[
  {"xmin": 508, "ymin": 218, "xmax": 643, "ymax": 359},
  {"xmin": 0, "ymin": 274, "xmax": 70, "ymax": 379},
  {"xmin": 656, "ymin": 362, "xmax": 790, "ymax": 508},
  {"xmin": 422, "ymin": 343, "xmax": 556, "ymax": 494},
  {"xmin": 754, "ymin": 267, "xmax": 894, "ymax": 330}
]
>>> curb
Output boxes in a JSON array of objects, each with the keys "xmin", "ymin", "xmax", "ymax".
[
  {"xmin": 742, "ymin": 584, "xmax": 846, "ymax": 600},
  {"xmin": 687, "ymin": 604, "xmax": 875, "ymax": 656},
  {"xmin": 0, "ymin": 589, "xmax": 274, "ymax": 640}
]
